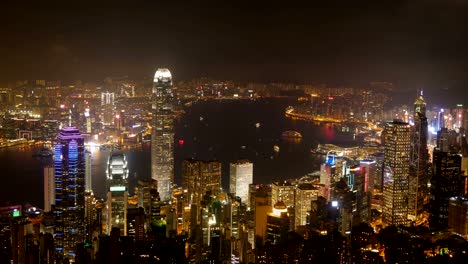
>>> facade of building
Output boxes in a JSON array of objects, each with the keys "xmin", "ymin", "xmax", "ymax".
[
  {"xmin": 53, "ymin": 126, "xmax": 86, "ymax": 258},
  {"xmin": 44, "ymin": 166, "xmax": 55, "ymax": 212},
  {"xmin": 430, "ymin": 149, "xmax": 461, "ymax": 230},
  {"xmin": 101, "ymin": 92, "xmax": 115, "ymax": 126},
  {"xmin": 409, "ymin": 91, "xmax": 429, "ymax": 220},
  {"xmin": 151, "ymin": 68, "xmax": 175, "ymax": 201},
  {"xmin": 382, "ymin": 120, "xmax": 411, "ymax": 226},
  {"xmin": 448, "ymin": 197, "xmax": 468, "ymax": 239},
  {"xmin": 294, "ymin": 183, "xmax": 320, "ymax": 228},
  {"xmin": 182, "ymin": 159, "xmax": 222, "ymax": 208},
  {"xmin": 229, "ymin": 160, "xmax": 253, "ymax": 207},
  {"xmin": 271, "ymin": 181, "xmax": 295, "ymax": 209},
  {"xmin": 106, "ymin": 153, "xmax": 129, "ymax": 236},
  {"xmin": 266, "ymin": 201, "xmax": 290, "ymax": 245}
]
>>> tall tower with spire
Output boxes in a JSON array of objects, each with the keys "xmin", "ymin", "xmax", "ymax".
[
  {"xmin": 151, "ymin": 68, "xmax": 175, "ymax": 201},
  {"xmin": 408, "ymin": 89, "xmax": 429, "ymax": 220}
]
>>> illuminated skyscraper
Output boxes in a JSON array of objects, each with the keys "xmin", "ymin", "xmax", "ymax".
[
  {"xmin": 85, "ymin": 151, "xmax": 92, "ymax": 192},
  {"xmin": 182, "ymin": 159, "xmax": 222, "ymax": 208},
  {"xmin": 151, "ymin": 68, "xmax": 175, "ymax": 201},
  {"xmin": 409, "ymin": 90, "xmax": 429, "ymax": 220},
  {"xmin": 382, "ymin": 120, "xmax": 411, "ymax": 226},
  {"xmin": 101, "ymin": 92, "xmax": 115, "ymax": 126},
  {"xmin": 229, "ymin": 160, "xmax": 253, "ymax": 207},
  {"xmin": 294, "ymin": 183, "xmax": 319, "ymax": 228},
  {"xmin": 53, "ymin": 127, "xmax": 86, "ymax": 258},
  {"xmin": 271, "ymin": 181, "xmax": 295, "ymax": 208},
  {"xmin": 106, "ymin": 152, "xmax": 129, "ymax": 236},
  {"xmin": 44, "ymin": 166, "xmax": 55, "ymax": 212}
]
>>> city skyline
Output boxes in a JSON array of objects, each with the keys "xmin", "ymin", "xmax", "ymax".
[{"xmin": 2, "ymin": 2, "xmax": 468, "ymax": 263}]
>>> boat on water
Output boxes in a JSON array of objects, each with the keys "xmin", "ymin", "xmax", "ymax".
[
  {"xmin": 33, "ymin": 148, "xmax": 54, "ymax": 157},
  {"xmin": 281, "ymin": 131, "xmax": 303, "ymax": 138}
]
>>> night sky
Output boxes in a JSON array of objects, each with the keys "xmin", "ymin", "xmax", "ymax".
[{"xmin": 1, "ymin": 1, "xmax": 468, "ymax": 105}]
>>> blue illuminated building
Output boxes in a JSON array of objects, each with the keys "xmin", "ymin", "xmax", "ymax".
[{"xmin": 53, "ymin": 127, "xmax": 86, "ymax": 259}]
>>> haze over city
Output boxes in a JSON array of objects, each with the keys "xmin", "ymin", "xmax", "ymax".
[{"xmin": 1, "ymin": 1, "xmax": 468, "ymax": 105}]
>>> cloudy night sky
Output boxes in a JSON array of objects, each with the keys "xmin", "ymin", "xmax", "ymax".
[{"xmin": 1, "ymin": 0, "xmax": 468, "ymax": 105}]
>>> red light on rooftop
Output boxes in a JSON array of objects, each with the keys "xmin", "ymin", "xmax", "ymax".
[{"xmin": 178, "ymin": 139, "xmax": 184, "ymax": 145}]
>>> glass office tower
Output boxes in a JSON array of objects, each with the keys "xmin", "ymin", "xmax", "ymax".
[{"xmin": 151, "ymin": 68, "xmax": 175, "ymax": 201}]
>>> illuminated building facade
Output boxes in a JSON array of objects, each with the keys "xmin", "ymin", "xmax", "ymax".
[
  {"xmin": 182, "ymin": 159, "xmax": 222, "ymax": 208},
  {"xmin": 349, "ymin": 166, "xmax": 371, "ymax": 224},
  {"xmin": 294, "ymin": 183, "xmax": 319, "ymax": 228},
  {"xmin": 409, "ymin": 90, "xmax": 429, "ymax": 220},
  {"xmin": 271, "ymin": 181, "xmax": 295, "ymax": 208},
  {"xmin": 320, "ymin": 154, "xmax": 336, "ymax": 201},
  {"xmin": 53, "ymin": 127, "xmax": 86, "ymax": 258},
  {"xmin": 266, "ymin": 201, "xmax": 290, "ymax": 245},
  {"xmin": 101, "ymin": 92, "xmax": 115, "ymax": 126},
  {"xmin": 151, "ymin": 68, "xmax": 175, "ymax": 201},
  {"xmin": 44, "ymin": 166, "xmax": 55, "ymax": 212},
  {"xmin": 382, "ymin": 120, "xmax": 411, "ymax": 226},
  {"xmin": 382, "ymin": 120, "xmax": 411, "ymax": 225},
  {"xmin": 106, "ymin": 153, "xmax": 129, "ymax": 236},
  {"xmin": 229, "ymin": 160, "xmax": 254, "ymax": 207}
]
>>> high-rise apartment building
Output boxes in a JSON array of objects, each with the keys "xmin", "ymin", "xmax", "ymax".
[
  {"xmin": 382, "ymin": 120, "xmax": 411, "ymax": 226},
  {"xmin": 106, "ymin": 153, "xmax": 129, "ymax": 236},
  {"xmin": 409, "ymin": 91, "xmax": 429, "ymax": 220},
  {"xmin": 53, "ymin": 127, "xmax": 86, "ymax": 258},
  {"xmin": 151, "ymin": 68, "xmax": 175, "ymax": 201},
  {"xmin": 182, "ymin": 159, "xmax": 222, "ymax": 208},
  {"xmin": 229, "ymin": 160, "xmax": 254, "ymax": 207}
]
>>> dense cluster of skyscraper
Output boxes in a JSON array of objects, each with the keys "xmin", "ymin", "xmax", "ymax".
[{"xmin": 1, "ymin": 68, "xmax": 468, "ymax": 263}]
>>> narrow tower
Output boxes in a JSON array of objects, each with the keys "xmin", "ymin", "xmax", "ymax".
[
  {"xmin": 151, "ymin": 68, "xmax": 175, "ymax": 201},
  {"xmin": 409, "ymin": 90, "xmax": 429, "ymax": 220}
]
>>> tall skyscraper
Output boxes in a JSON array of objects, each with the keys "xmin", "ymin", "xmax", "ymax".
[
  {"xmin": 44, "ymin": 166, "xmax": 55, "ymax": 212},
  {"xmin": 409, "ymin": 90, "xmax": 429, "ymax": 220},
  {"xmin": 182, "ymin": 159, "xmax": 222, "ymax": 208},
  {"xmin": 229, "ymin": 160, "xmax": 254, "ymax": 207},
  {"xmin": 106, "ymin": 152, "xmax": 129, "ymax": 236},
  {"xmin": 430, "ymin": 148, "xmax": 462, "ymax": 230},
  {"xmin": 151, "ymin": 68, "xmax": 175, "ymax": 201},
  {"xmin": 53, "ymin": 127, "xmax": 86, "ymax": 258},
  {"xmin": 101, "ymin": 92, "xmax": 115, "ymax": 126},
  {"xmin": 85, "ymin": 151, "xmax": 92, "ymax": 192},
  {"xmin": 382, "ymin": 120, "xmax": 411, "ymax": 226}
]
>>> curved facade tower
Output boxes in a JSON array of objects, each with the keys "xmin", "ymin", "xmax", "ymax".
[{"xmin": 151, "ymin": 68, "xmax": 175, "ymax": 201}]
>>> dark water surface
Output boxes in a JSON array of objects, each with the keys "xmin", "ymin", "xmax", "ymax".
[{"xmin": 1, "ymin": 98, "xmax": 357, "ymax": 207}]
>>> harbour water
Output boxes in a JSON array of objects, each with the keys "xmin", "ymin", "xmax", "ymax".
[{"xmin": 0, "ymin": 98, "xmax": 357, "ymax": 207}]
